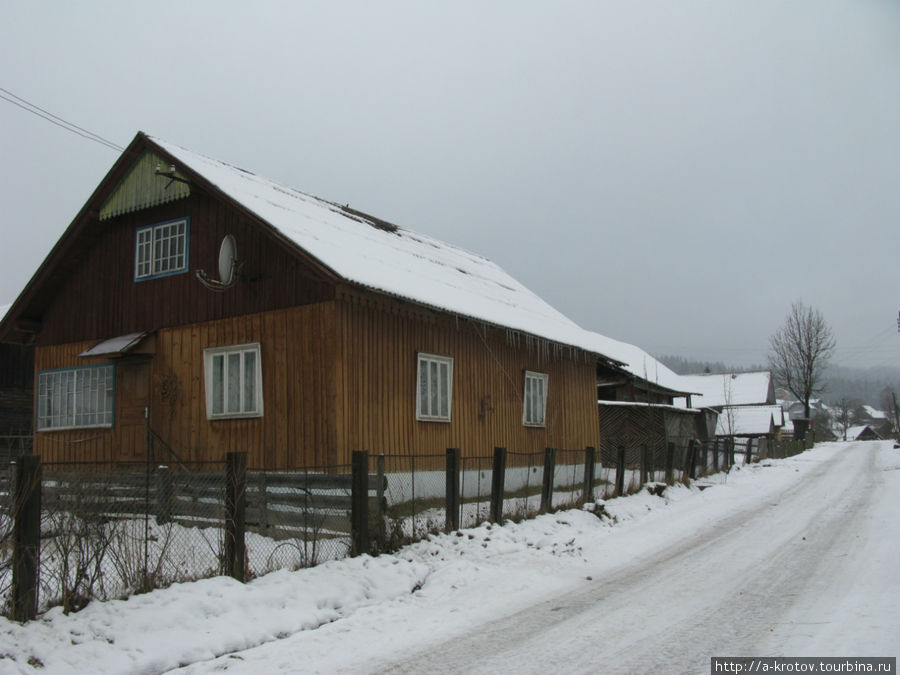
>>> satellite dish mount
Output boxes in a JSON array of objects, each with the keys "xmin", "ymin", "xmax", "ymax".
[{"xmin": 197, "ymin": 235, "xmax": 242, "ymax": 291}]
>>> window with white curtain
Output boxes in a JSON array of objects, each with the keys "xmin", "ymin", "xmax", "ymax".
[
  {"xmin": 203, "ymin": 343, "xmax": 263, "ymax": 419},
  {"xmin": 523, "ymin": 370, "xmax": 548, "ymax": 427},
  {"xmin": 416, "ymin": 353, "xmax": 453, "ymax": 422}
]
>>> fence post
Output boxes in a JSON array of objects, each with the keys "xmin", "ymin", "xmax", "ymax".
[
  {"xmin": 224, "ymin": 452, "xmax": 247, "ymax": 580},
  {"xmin": 712, "ymin": 439, "xmax": 719, "ymax": 472},
  {"xmin": 615, "ymin": 445, "xmax": 626, "ymax": 495},
  {"xmin": 665, "ymin": 442, "xmax": 675, "ymax": 485},
  {"xmin": 156, "ymin": 465, "xmax": 173, "ymax": 525},
  {"xmin": 224, "ymin": 451, "xmax": 247, "ymax": 582},
  {"xmin": 375, "ymin": 454, "xmax": 386, "ymax": 548},
  {"xmin": 490, "ymin": 447, "xmax": 507, "ymax": 523},
  {"xmin": 540, "ymin": 447, "xmax": 556, "ymax": 513},
  {"xmin": 12, "ymin": 454, "xmax": 41, "ymax": 622},
  {"xmin": 727, "ymin": 437, "xmax": 735, "ymax": 468},
  {"xmin": 700, "ymin": 441, "xmax": 708, "ymax": 475},
  {"xmin": 745, "ymin": 438, "xmax": 754, "ymax": 465},
  {"xmin": 583, "ymin": 446, "xmax": 596, "ymax": 503},
  {"xmin": 640, "ymin": 444, "xmax": 649, "ymax": 484},
  {"xmin": 688, "ymin": 440, "xmax": 698, "ymax": 480},
  {"xmin": 445, "ymin": 448, "xmax": 461, "ymax": 532},
  {"xmin": 350, "ymin": 451, "xmax": 370, "ymax": 556}
]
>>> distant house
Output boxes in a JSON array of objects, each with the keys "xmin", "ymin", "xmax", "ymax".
[
  {"xmin": 715, "ymin": 404, "xmax": 783, "ymax": 440},
  {"xmin": 858, "ymin": 405, "xmax": 893, "ymax": 437},
  {"xmin": 674, "ymin": 371, "xmax": 775, "ymax": 410},
  {"xmin": 843, "ymin": 425, "xmax": 881, "ymax": 442},
  {"xmin": 0, "ymin": 132, "xmax": 621, "ymax": 467}
]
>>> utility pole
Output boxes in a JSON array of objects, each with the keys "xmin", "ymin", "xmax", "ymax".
[{"xmin": 892, "ymin": 391, "xmax": 900, "ymax": 436}]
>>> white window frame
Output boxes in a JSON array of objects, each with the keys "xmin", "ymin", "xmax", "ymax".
[
  {"xmin": 135, "ymin": 217, "xmax": 189, "ymax": 280},
  {"xmin": 416, "ymin": 353, "xmax": 453, "ymax": 422},
  {"xmin": 203, "ymin": 343, "xmax": 264, "ymax": 420},
  {"xmin": 37, "ymin": 364, "xmax": 115, "ymax": 431},
  {"xmin": 523, "ymin": 370, "xmax": 548, "ymax": 427}
]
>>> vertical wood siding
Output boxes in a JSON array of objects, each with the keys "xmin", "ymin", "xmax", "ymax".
[
  {"xmin": 149, "ymin": 304, "xmax": 339, "ymax": 468},
  {"xmin": 32, "ymin": 341, "xmax": 145, "ymax": 464},
  {"xmin": 335, "ymin": 293, "xmax": 601, "ymax": 463},
  {"xmin": 33, "ymin": 295, "xmax": 602, "ymax": 467}
]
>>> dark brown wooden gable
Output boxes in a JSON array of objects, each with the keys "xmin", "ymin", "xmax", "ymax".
[
  {"xmin": 0, "ymin": 132, "xmax": 343, "ymax": 347},
  {"xmin": 36, "ymin": 188, "xmax": 337, "ymax": 345}
]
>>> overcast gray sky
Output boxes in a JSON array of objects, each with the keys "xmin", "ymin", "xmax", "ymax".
[{"xmin": 2, "ymin": 1, "xmax": 898, "ymax": 368}]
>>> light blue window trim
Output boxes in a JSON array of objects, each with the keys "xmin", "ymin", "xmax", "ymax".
[
  {"xmin": 134, "ymin": 217, "xmax": 190, "ymax": 281},
  {"xmin": 36, "ymin": 363, "xmax": 116, "ymax": 431}
]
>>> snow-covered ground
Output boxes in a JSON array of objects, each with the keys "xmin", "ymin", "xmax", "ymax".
[{"xmin": 0, "ymin": 440, "xmax": 896, "ymax": 673}]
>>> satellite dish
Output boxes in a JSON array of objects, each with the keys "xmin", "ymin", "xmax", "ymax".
[{"xmin": 218, "ymin": 235, "xmax": 237, "ymax": 286}]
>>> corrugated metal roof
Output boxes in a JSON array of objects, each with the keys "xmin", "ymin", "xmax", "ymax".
[{"xmin": 99, "ymin": 150, "xmax": 190, "ymax": 220}]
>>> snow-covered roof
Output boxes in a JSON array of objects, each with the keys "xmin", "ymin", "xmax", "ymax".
[
  {"xmin": 715, "ymin": 405, "xmax": 781, "ymax": 436},
  {"xmin": 151, "ymin": 137, "xmax": 621, "ymax": 363},
  {"xmin": 582, "ymin": 331, "xmax": 690, "ymax": 394},
  {"xmin": 844, "ymin": 425, "xmax": 879, "ymax": 440},
  {"xmin": 862, "ymin": 405, "xmax": 887, "ymax": 420},
  {"xmin": 676, "ymin": 371, "xmax": 774, "ymax": 408}
]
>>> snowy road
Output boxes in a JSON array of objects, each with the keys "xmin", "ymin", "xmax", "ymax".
[
  {"xmin": 379, "ymin": 442, "xmax": 892, "ymax": 673},
  {"xmin": 3, "ymin": 442, "xmax": 897, "ymax": 674}
]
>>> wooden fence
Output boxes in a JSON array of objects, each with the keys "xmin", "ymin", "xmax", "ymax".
[{"xmin": 2, "ymin": 438, "xmax": 812, "ymax": 621}]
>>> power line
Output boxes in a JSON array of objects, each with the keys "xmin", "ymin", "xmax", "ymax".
[{"xmin": 0, "ymin": 87, "xmax": 123, "ymax": 152}]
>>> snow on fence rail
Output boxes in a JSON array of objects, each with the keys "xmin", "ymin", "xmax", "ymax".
[{"xmin": 0, "ymin": 436, "xmax": 812, "ymax": 621}]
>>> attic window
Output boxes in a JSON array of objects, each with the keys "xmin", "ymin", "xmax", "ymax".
[{"xmin": 135, "ymin": 217, "xmax": 189, "ymax": 280}]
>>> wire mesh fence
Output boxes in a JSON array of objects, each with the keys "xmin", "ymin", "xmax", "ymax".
[
  {"xmin": 552, "ymin": 449, "xmax": 586, "ymax": 510},
  {"xmin": 381, "ymin": 453, "xmax": 447, "ymax": 547},
  {"xmin": 37, "ymin": 460, "xmax": 226, "ymax": 613},
  {"xmin": 244, "ymin": 465, "xmax": 354, "ymax": 575},
  {"xmin": 504, "ymin": 451, "xmax": 545, "ymax": 520}
]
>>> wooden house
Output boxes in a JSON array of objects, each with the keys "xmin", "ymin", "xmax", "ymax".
[
  {"xmin": 843, "ymin": 425, "xmax": 881, "ymax": 442},
  {"xmin": 0, "ymin": 133, "xmax": 619, "ymax": 467}
]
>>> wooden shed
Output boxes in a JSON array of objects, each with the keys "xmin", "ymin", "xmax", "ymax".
[{"xmin": 0, "ymin": 133, "xmax": 618, "ymax": 467}]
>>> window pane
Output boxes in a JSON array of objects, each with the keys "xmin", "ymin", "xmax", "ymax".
[
  {"xmin": 439, "ymin": 362, "xmax": 449, "ymax": 418},
  {"xmin": 243, "ymin": 350, "xmax": 257, "ymax": 413},
  {"xmin": 418, "ymin": 358, "xmax": 428, "ymax": 417},
  {"xmin": 429, "ymin": 361, "xmax": 438, "ymax": 417},
  {"xmin": 212, "ymin": 355, "xmax": 224, "ymax": 415},
  {"xmin": 227, "ymin": 352, "xmax": 241, "ymax": 413},
  {"xmin": 536, "ymin": 379, "xmax": 544, "ymax": 424}
]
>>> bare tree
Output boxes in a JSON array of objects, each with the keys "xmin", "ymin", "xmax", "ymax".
[{"xmin": 768, "ymin": 301, "xmax": 836, "ymax": 424}]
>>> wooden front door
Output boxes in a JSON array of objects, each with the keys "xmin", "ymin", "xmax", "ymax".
[{"xmin": 117, "ymin": 359, "xmax": 151, "ymax": 459}]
